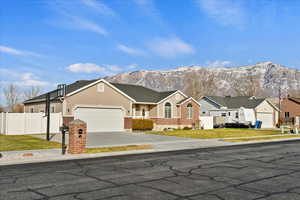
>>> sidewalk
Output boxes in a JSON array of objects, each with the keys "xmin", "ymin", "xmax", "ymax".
[{"xmin": 1, "ymin": 136, "xmax": 300, "ymax": 166}]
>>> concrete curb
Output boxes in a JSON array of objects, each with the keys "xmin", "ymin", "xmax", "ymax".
[{"xmin": 1, "ymin": 138, "xmax": 300, "ymax": 166}]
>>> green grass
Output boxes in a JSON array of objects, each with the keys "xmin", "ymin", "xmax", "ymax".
[
  {"xmin": 86, "ymin": 145, "xmax": 152, "ymax": 153},
  {"xmin": 148, "ymin": 128, "xmax": 281, "ymax": 139},
  {"xmin": 0, "ymin": 134, "xmax": 61, "ymax": 152},
  {"xmin": 224, "ymin": 135, "xmax": 300, "ymax": 142}
]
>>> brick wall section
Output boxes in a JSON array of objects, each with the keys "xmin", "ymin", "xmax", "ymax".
[
  {"xmin": 281, "ymin": 98, "xmax": 300, "ymax": 119},
  {"xmin": 124, "ymin": 117, "xmax": 132, "ymax": 129},
  {"xmin": 63, "ymin": 117, "xmax": 74, "ymax": 127},
  {"xmin": 180, "ymin": 99, "xmax": 200, "ymax": 125},
  {"xmin": 151, "ymin": 99, "xmax": 200, "ymax": 127},
  {"xmin": 68, "ymin": 119, "xmax": 87, "ymax": 154}
]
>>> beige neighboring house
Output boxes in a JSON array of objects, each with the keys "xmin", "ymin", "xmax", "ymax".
[{"xmin": 24, "ymin": 79, "xmax": 200, "ymax": 132}]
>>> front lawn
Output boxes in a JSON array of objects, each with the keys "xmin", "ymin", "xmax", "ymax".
[
  {"xmin": 0, "ymin": 134, "xmax": 61, "ymax": 152},
  {"xmin": 148, "ymin": 128, "xmax": 282, "ymax": 139}
]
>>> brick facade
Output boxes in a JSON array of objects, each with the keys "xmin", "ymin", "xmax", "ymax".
[
  {"xmin": 151, "ymin": 99, "xmax": 200, "ymax": 130},
  {"xmin": 281, "ymin": 98, "xmax": 300, "ymax": 121},
  {"xmin": 68, "ymin": 119, "xmax": 87, "ymax": 154},
  {"xmin": 124, "ymin": 117, "xmax": 133, "ymax": 130}
]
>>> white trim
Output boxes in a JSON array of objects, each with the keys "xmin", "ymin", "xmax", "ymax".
[
  {"xmin": 66, "ymin": 79, "xmax": 136, "ymax": 102},
  {"xmin": 177, "ymin": 97, "xmax": 201, "ymax": 107},
  {"xmin": 255, "ymin": 100, "xmax": 280, "ymax": 112},
  {"xmin": 74, "ymin": 104, "xmax": 125, "ymax": 111},
  {"xmin": 157, "ymin": 90, "xmax": 188, "ymax": 104},
  {"xmin": 134, "ymin": 102, "xmax": 157, "ymax": 105},
  {"xmin": 164, "ymin": 102, "xmax": 173, "ymax": 119},
  {"xmin": 265, "ymin": 99, "xmax": 280, "ymax": 111}
]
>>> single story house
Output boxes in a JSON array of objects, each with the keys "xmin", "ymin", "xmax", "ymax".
[
  {"xmin": 281, "ymin": 97, "xmax": 300, "ymax": 124},
  {"xmin": 24, "ymin": 79, "xmax": 200, "ymax": 132},
  {"xmin": 199, "ymin": 96, "xmax": 279, "ymax": 128}
]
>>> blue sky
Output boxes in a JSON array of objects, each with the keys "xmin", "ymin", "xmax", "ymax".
[{"xmin": 1, "ymin": 0, "xmax": 300, "ymax": 98}]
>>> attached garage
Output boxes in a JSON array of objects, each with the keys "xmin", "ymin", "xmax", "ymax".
[
  {"xmin": 74, "ymin": 106, "xmax": 124, "ymax": 132},
  {"xmin": 256, "ymin": 112, "xmax": 274, "ymax": 128}
]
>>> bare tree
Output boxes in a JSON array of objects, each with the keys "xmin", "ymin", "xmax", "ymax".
[
  {"xmin": 0, "ymin": 105, "xmax": 4, "ymax": 112},
  {"xmin": 3, "ymin": 84, "xmax": 21, "ymax": 111},
  {"xmin": 12, "ymin": 104, "xmax": 24, "ymax": 113},
  {"xmin": 23, "ymin": 86, "xmax": 42, "ymax": 100},
  {"xmin": 184, "ymin": 69, "xmax": 217, "ymax": 99}
]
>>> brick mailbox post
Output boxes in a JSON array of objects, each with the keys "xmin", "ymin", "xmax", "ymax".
[{"xmin": 68, "ymin": 119, "xmax": 87, "ymax": 154}]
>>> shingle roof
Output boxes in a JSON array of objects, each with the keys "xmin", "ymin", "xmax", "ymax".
[
  {"xmin": 205, "ymin": 96, "xmax": 265, "ymax": 109},
  {"xmin": 289, "ymin": 97, "xmax": 300, "ymax": 104},
  {"xmin": 24, "ymin": 80, "xmax": 97, "ymax": 103},
  {"xmin": 24, "ymin": 79, "xmax": 177, "ymax": 104}
]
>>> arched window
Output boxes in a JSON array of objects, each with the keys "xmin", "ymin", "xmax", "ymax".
[
  {"xmin": 164, "ymin": 102, "xmax": 172, "ymax": 118},
  {"xmin": 187, "ymin": 103, "xmax": 193, "ymax": 119}
]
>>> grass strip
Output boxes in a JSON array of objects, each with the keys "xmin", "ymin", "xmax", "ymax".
[
  {"xmin": 86, "ymin": 145, "xmax": 152, "ymax": 153},
  {"xmin": 148, "ymin": 128, "xmax": 281, "ymax": 139}
]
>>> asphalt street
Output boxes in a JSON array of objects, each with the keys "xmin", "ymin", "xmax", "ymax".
[{"xmin": 2, "ymin": 141, "xmax": 300, "ymax": 200}]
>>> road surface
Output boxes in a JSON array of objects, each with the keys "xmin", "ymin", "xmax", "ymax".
[{"xmin": 2, "ymin": 141, "xmax": 300, "ymax": 200}]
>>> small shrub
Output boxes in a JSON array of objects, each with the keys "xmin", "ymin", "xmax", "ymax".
[
  {"xmin": 183, "ymin": 126, "xmax": 192, "ymax": 130},
  {"xmin": 132, "ymin": 119, "xmax": 154, "ymax": 131}
]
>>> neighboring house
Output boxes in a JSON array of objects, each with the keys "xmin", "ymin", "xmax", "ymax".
[
  {"xmin": 199, "ymin": 96, "xmax": 279, "ymax": 128},
  {"xmin": 281, "ymin": 97, "xmax": 300, "ymax": 124},
  {"xmin": 24, "ymin": 79, "xmax": 200, "ymax": 132}
]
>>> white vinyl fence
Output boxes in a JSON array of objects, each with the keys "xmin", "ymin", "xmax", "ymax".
[
  {"xmin": 0, "ymin": 112, "xmax": 62, "ymax": 135},
  {"xmin": 199, "ymin": 116, "xmax": 214, "ymax": 129}
]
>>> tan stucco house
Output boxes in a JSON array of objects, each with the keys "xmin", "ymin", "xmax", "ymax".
[{"xmin": 24, "ymin": 79, "xmax": 200, "ymax": 132}]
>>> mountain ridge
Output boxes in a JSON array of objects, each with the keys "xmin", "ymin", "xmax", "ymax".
[{"xmin": 105, "ymin": 62, "xmax": 300, "ymax": 97}]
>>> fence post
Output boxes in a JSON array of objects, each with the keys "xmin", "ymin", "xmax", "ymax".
[
  {"xmin": 5, "ymin": 112, "xmax": 8, "ymax": 135},
  {"xmin": 23, "ymin": 112, "xmax": 26, "ymax": 134}
]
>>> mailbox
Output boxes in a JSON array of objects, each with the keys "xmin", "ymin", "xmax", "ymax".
[{"xmin": 68, "ymin": 119, "xmax": 87, "ymax": 154}]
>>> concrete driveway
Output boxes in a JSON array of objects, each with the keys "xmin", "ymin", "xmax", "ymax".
[{"xmin": 43, "ymin": 131, "xmax": 196, "ymax": 147}]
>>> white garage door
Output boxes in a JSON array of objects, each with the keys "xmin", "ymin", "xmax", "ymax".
[
  {"xmin": 256, "ymin": 113, "xmax": 274, "ymax": 128},
  {"xmin": 74, "ymin": 107, "xmax": 124, "ymax": 132}
]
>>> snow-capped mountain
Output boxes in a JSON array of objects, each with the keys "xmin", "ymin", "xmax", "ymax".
[{"xmin": 106, "ymin": 62, "xmax": 300, "ymax": 96}]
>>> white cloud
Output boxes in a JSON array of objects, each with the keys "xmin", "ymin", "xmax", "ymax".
[
  {"xmin": 48, "ymin": 1, "xmax": 108, "ymax": 36},
  {"xmin": 67, "ymin": 63, "xmax": 106, "ymax": 73},
  {"xmin": 206, "ymin": 60, "xmax": 232, "ymax": 68},
  {"xmin": 106, "ymin": 65, "xmax": 122, "ymax": 72},
  {"xmin": 0, "ymin": 45, "xmax": 41, "ymax": 56},
  {"xmin": 117, "ymin": 44, "xmax": 145, "ymax": 56},
  {"xmin": 17, "ymin": 79, "xmax": 50, "ymax": 87},
  {"xmin": 148, "ymin": 37, "xmax": 195, "ymax": 58},
  {"xmin": 80, "ymin": 0, "xmax": 116, "ymax": 16},
  {"xmin": 0, "ymin": 69, "xmax": 52, "ymax": 87},
  {"xmin": 67, "ymin": 16, "xmax": 108, "ymax": 36},
  {"xmin": 197, "ymin": 0, "xmax": 245, "ymax": 28},
  {"xmin": 127, "ymin": 64, "xmax": 138, "ymax": 70},
  {"xmin": 67, "ymin": 63, "xmax": 123, "ymax": 75}
]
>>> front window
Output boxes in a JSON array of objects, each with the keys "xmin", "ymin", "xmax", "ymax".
[
  {"xmin": 142, "ymin": 109, "xmax": 145, "ymax": 117},
  {"xmin": 164, "ymin": 102, "xmax": 172, "ymax": 118},
  {"xmin": 187, "ymin": 103, "xmax": 193, "ymax": 119},
  {"xmin": 235, "ymin": 112, "xmax": 239, "ymax": 119},
  {"xmin": 285, "ymin": 112, "xmax": 290, "ymax": 118},
  {"xmin": 221, "ymin": 113, "xmax": 226, "ymax": 117}
]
